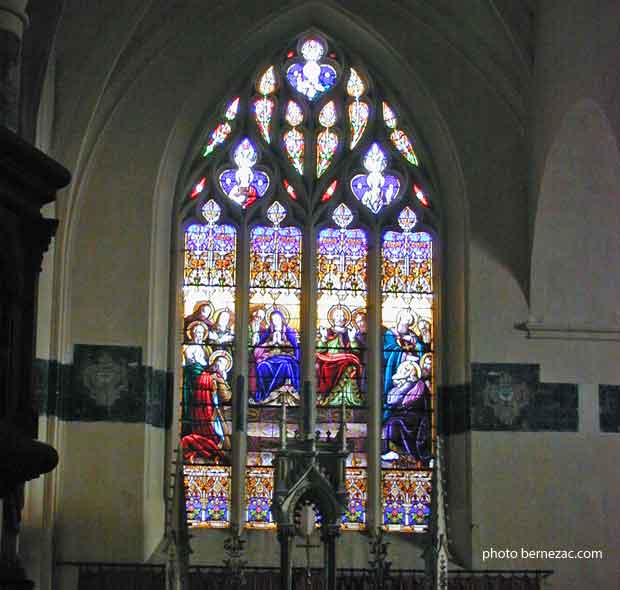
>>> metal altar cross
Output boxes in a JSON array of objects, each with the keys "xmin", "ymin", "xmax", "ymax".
[{"xmin": 296, "ymin": 533, "xmax": 321, "ymax": 589}]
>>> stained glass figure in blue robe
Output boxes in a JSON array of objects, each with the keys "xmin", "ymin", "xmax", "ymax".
[{"xmin": 252, "ymin": 308, "xmax": 300, "ymax": 404}]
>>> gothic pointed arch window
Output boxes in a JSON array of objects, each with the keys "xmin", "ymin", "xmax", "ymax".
[{"xmin": 179, "ymin": 31, "xmax": 437, "ymax": 533}]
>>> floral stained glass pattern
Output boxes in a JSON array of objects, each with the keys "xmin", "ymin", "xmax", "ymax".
[
  {"xmin": 348, "ymin": 101, "xmax": 369, "ymax": 150},
  {"xmin": 283, "ymin": 129, "xmax": 304, "ymax": 175},
  {"xmin": 257, "ymin": 65, "xmax": 277, "ymax": 95},
  {"xmin": 382, "ymin": 101, "xmax": 397, "ymax": 129},
  {"xmin": 218, "ymin": 138, "xmax": 270, "ymax": 208},
  {"xmin": 381, "ymin": 208, "xmax": 434, "ymax": 532},
  {"xmin": 245, "ymin": 467, "xmax": 275, "ymax": 528},
  {"xmin": 341, "ymin": 468, "xmax": 367, "ymax": 529},
  {"xmin": 285, "ymin": 100, "xmax": 304, "ymax": 127},
  {"xmin": 414, "ymin": 184, "xmax": 430, "ymax": 207},
  {"xmin": 382, "ymin": 471, "xmax": 431, "ymax": 532},
  {"xmin": 203, "ymin": 123, "xmax": 232, "ymax": 158},
  {"xmin": 316, "ymin": 130, "xmax": 338, "ymax": 177},
  {"xmin": 381, "ymin": 101, "xmax": 419, "ymax": 166},
  {"xmin": 182, "ymin": 200, "xmax": 236, "ymax": 528},
  {"xmin": 390, "ymin": 129, "xmax": 419, "ymax": 167},
  {"xmin": 346, "ymin": 68, "xmax": 365, "ymax": 99},
  {"xmin": 282, "ymin": 100, "xmax": 305, "ymax": 175},
  {"xmin": 185, "ymin": 465, "xmax": 231, "ymax": 528},
  {"xmin": 203, "ymin": 97, "xmax": 241, "ymax": 157},
  {"xmin": 347, "ymin": 68, "xmax": 369, "ymax": 149},
  {"xmin": 316, "ymin": 101, "xmax": 338, "ymax": 178},
  {"xmin": 254, "ymin": 97, "xmax": 275, "ymax": 144}
]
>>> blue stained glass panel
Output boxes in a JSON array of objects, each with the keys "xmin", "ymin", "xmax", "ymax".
[
  {"xmin": 350, "ymin": 173, "xmax": 401, "ymax": 214},
  {"xmin": 286, "ymin": 62, "xmax": 338, "ymax": 101},
  {"xmin": 218, "ymin": 169, "xmax": 270, "ymax": 209}
]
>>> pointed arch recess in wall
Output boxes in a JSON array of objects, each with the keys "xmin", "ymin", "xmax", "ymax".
[{"xmin": 179, "ymin": 31, "xmax": 437, "ymax": 533}]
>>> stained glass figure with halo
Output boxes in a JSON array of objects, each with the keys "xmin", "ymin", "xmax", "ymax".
[
  {"xmin": 317, "ymin": 203, "xmax": 369, "ymax": 530},
  {"xmin": 181, "ymin": 199, "xmax": 236, "ymax": 528},
  {"xmin": 218, "ymin": 138, "xmax": 270, "ymax": 208},
  {"xmin": 286, "ymin": 36, "xmax": 338, "ymax": 101},
  {"xmin": 246, "ymin": 201, "xmax": 302, "ymax": 529},
  {"xmin": 381, "ymin": 206, "xmax": 434, "ymax": 532}
]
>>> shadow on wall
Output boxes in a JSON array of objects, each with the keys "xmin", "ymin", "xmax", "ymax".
[{"xmin": 530, "ymin": 98, "xmax": 620, "ymax": 329}]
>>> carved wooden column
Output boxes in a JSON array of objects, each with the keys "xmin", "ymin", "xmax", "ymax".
[{"xmin": 0, "ymin": 126, "xmax": 70, "ymax": 589}]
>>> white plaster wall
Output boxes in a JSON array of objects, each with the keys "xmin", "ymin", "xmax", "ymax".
[
  {"xmin": 531, "ymin": 99, "xmax": 620, "ymax": 329},
  {"xmin": 54, "ymin": 423, "xmax": 146, "ymax": 561},
  {"xmin": 471, "ymin": 429, "xmax": 620, "ymax": 589}
]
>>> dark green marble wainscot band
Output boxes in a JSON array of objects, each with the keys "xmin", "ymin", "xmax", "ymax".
[
  {"xmin": 33, "ymin": 345, "xmax": 172, "ymax": 427},
  {"xmin": 599, "ymin": 385, "xmax": 620, "ymax": 433},
  {"xmin": 471, "ymin": 363, "xmax": 578, "ymax": 431},
  {"xmin": 33, "ymin": 359, "xmax": 70, "ymax": 417}
]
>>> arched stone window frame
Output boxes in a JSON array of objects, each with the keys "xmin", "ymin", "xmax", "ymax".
[{"xmin": 174, "ymin": 28, "xmax": 441, "ymax": 535}]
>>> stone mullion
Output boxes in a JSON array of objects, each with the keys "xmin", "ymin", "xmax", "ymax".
[
  {"xmin": 232, "ymin": 220, "xmax": 249, "ymax": 528},
  {"xmin": 301, "ymin": 223, "xmax": 318, "ymax": 418},
  {"xmin": 366, "ymin": 227, "xmax": 382, "ymax": 532}
]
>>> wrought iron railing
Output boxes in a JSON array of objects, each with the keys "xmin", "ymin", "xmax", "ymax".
[{"xmin": 57, "ymin": 562, "xmax": 553, "ymax": 590}]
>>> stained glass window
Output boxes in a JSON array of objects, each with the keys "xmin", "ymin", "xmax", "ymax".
[
  {"xmin": 286, "ymin": 37, "xmax": 338, "ymax": 101},
  {"xmin": 381, "ymin": 207, "xmax": 434, "ymax": 532},
  {"xmin": 317, "ymin": 204, "xmax": 368, "ymax": 529},
  {"xmin": 203, "ymin": 97, "xmax": 240, "ymax": 157},
  {"xmin": 347, "ymin": 68, "xmax": 369, "ymax": 149},
  {"xmin": 181, "ymin": 31, "xmax": 436, "ymax": 537},
  {"xmin": 350, "ymin": 143, "xmax": 401, "ymax": 214},
  {"xmin": 247, "ymin": 201, "xmax": 302, "ymax": 529},
  {"xmin": 182, "ymin": 200, "xmax": 236, "ymax": 528},
  {"xmin": 218, "ymin": 138, "xmax": 270, "ymax": 208}
]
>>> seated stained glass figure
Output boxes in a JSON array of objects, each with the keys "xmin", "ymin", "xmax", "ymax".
[
  {"xmin": 382, "ymin": 311, "xmax": 431, "ymax": 465},
  {"xmin": 350, "ymin": 143, "xmax": 401, "ymax": 214},
  {"xmin": 286, "ymin": 37, "xmax": 338, "ymax": 101},
  {"xmin": 316, "ymin": 305, "xmax": 364, "ymax": 406},
  {"xmin": 218, "ymin": 138, "xmax": 270, "ymax": 208},
  {"xmin": 383, "ymin": 309, "xmax": 425, "ymax": 393},
  {"xmin": 252, "ymin": 308, "xmax": 300, "ymax": 404}
]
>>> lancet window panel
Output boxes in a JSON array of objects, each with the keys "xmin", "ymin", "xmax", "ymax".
[
  {"xmin": 181, "ymin": 202, "xmax": 237, "ymax": 528},
  {"xmin": 178, "ymin": 30, "xmax": 437, "ymax": 534},
  {"xmin": 381, "ymin": 208, "xmax": 435, "ymax": 533}
]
